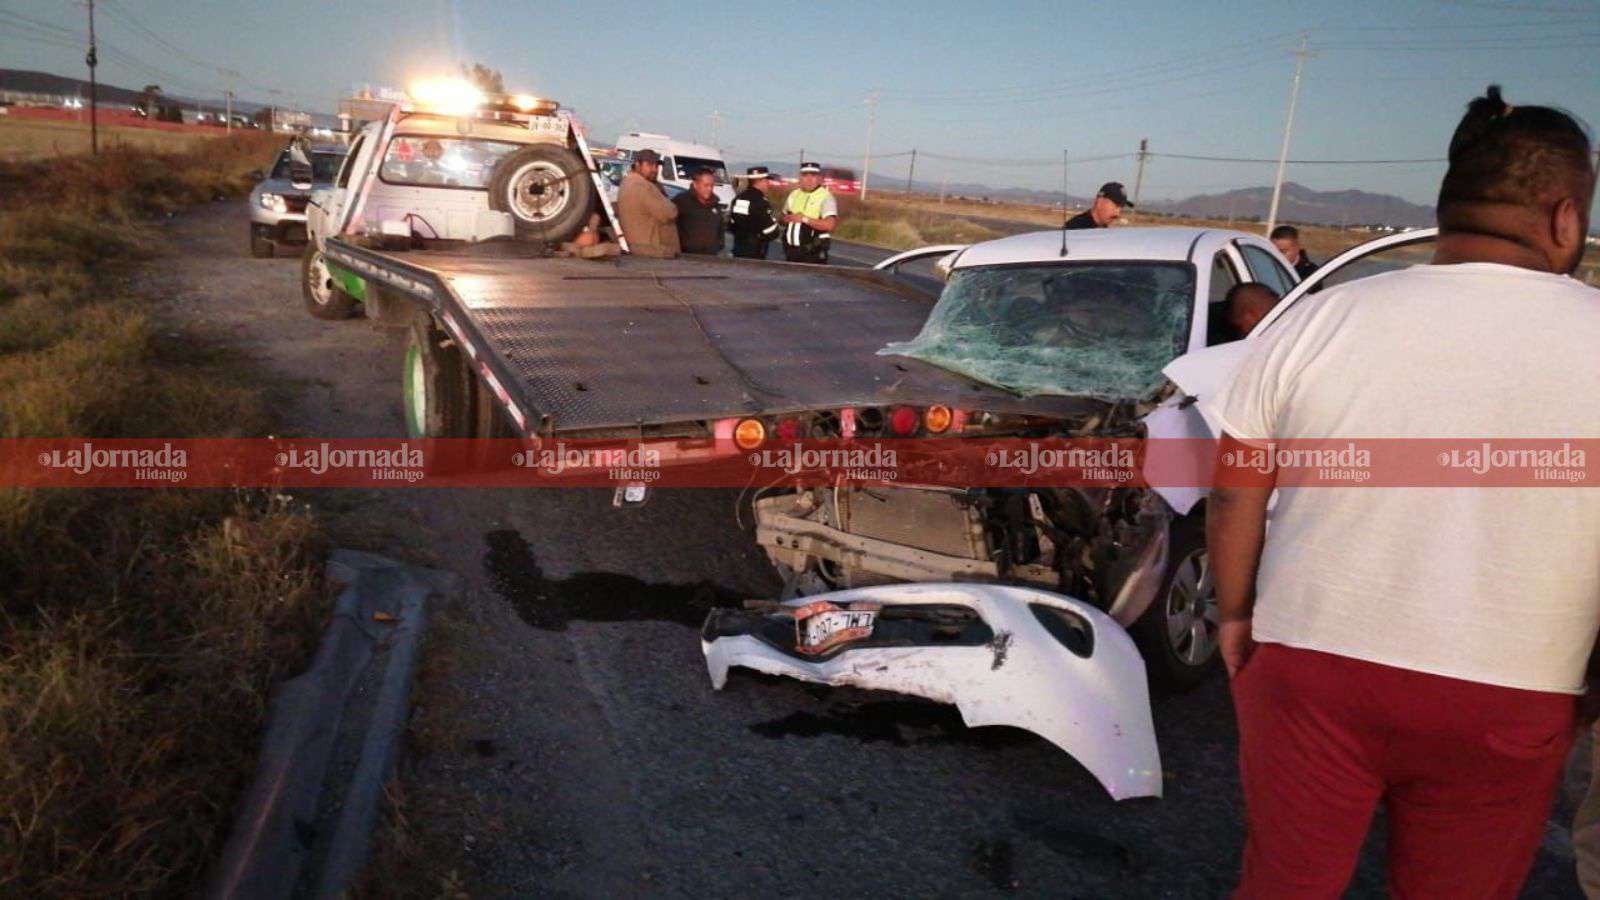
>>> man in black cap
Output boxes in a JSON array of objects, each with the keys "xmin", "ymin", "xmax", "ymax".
[
  {"xmin": 730, "ymin": 166, "xmax": 780, "ymax": 259},
  {"xmin": 1064, "ymin": 182, "xmax": 1133, "ymax": 229},
  {"xmin": 615, "ymin": 148, "xmax": 679, "ymax": 258}
]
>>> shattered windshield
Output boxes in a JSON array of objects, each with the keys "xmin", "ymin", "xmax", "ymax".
[{"xmin": 879, "ymin": 261, "xmax": 1195, "ymax": 399}]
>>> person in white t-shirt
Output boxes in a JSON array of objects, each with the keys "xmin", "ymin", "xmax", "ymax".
[{"xmin": 1206, "ymin": 85, "xmax": 1599, "ymax": 898}]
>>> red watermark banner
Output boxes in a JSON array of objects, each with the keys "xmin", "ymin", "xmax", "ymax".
[{"xmin": 2, "ymin": 438, "xmax": 1596, "ymax": 489}]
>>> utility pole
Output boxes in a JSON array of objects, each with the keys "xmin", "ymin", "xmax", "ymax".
[
  {"xmin": 85, "ymin": 0, "xmax": 98, "ymax": 155},
  {"xmin": 1133, "ymin": 138, "xmax": 1149, "ymax": 206},
  {"xmin": 1593, "ymin": 147, "xmax": 1600, "ymax": 205},
  {"xmin": 223, "ymin": 69, "xmax": 240, "ymax": 133},
  {"xmin": 1061, "ymin": 148, "xmax": 1069, "ymax": 219},
  {"xmin": 860, "ymin": 92, "xmax": 877, "ymax": 201},
  {"xmin": 708, "ymin": 109, "xmax": 721, "ymax": 147},
  {"xmin": 905, "ymin": 148, "xmax": 917, "ymax": 196},
  {"xmin": 1265, "ymin": 33, "xmax": 1312, "ymax": 236}
]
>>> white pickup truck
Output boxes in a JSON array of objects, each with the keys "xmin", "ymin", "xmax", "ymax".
[{"xmin": 297, "ymin": 84, "xmax": 611, "ymax": 320}]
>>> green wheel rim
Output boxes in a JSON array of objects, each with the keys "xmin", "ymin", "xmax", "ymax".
[{"xmin": 403, "ymin": 342, "xmax": 427, "ymax": 438}]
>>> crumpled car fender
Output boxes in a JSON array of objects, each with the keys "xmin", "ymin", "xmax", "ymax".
[{"xmin": 702, "ymin": 582, "xmax": 1162, "ymax": 801}]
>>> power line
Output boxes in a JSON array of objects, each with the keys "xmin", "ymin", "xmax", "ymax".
[
  {"xmin": 875, "ymin": 28, "xmax": 1308, "ymax": 101},
  {"xmin": 918, "ymin": 150, "xmax": 1130, "ymax": 166},
  {"xmin": 1154, "ymin": 152, "xmax": 1446, "ymax": 164},
  {"xmin": 1, "ymin": 4, "xmax": 318, "ymax": 108}
]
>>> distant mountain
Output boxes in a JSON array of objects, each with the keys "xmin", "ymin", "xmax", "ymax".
[
  {"xmin": 1153, "ymin": 181, "xmax": 1435, "ymax": 228},
  {"xmin": 0, "ymin": 68, "xmax": 146, "ymax": 106}
]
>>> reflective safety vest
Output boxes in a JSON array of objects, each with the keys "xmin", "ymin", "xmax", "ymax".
[
  {"xmin": 783, "ymin": 186, "xmax": 835, "ymax": 219},
  {"xmin": 782, "ymin": 187, "xmax": 835, "ymax": 252}
]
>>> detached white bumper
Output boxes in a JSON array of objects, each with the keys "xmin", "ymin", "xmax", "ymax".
[{"xmin": 701, "ymin": 582, "xmax": 1162, "ymax": 801}]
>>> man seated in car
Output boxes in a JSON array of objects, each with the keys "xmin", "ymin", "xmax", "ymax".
[{"xmin": 1224, "ymin": 281, "xmax": 1281, "ymax": 338}]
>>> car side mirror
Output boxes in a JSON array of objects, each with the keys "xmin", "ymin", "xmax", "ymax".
[{"xmin": 287, "ymin": 138, "xmax": 314, "ymax": 190}]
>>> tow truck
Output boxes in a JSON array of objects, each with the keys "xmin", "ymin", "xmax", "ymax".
[{"xmin": 292, "ymin": 77, "xmax": 1434, "ymax": 801}]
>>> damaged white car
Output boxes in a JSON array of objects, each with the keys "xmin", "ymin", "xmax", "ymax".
[
  {"xmin": 753, "ymin": 226, "xmax": 1305, "ymax": 688},
  {"xmin": 714, "ymin": 227, "xmax": 1439, "ymax": 799},
  {"xmin": 703, "ymin": 583, "xmax": 1164, "ymax": 800}
]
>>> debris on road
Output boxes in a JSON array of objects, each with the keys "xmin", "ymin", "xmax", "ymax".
[{"xmin": 701, "ymin": 582, "xmax": 1163, "ymax": 800}]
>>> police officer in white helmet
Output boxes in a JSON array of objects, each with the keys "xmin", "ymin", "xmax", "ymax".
[{"xmin": 781, "ymin": 161, "xmax": 839, "ymax": 263}]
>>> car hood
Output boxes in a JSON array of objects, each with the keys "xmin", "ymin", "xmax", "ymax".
[{"xmin": 252, "ymin": 177, "xmax": 333, "ymax": 197}]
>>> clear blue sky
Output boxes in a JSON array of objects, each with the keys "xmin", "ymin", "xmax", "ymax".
[{"xmin": 3, "ymin": 0, "xmax": 1598, "ymax": 206}]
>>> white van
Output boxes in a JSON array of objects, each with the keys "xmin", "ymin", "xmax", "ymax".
[{"xmin": 613, "ymin": 132, "xmax": 734, "ymax": 206}]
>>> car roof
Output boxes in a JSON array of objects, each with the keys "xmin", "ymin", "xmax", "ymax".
[
  {"xmin": 391, "ymin": 112, "xmax": 551, "ymax": 143},
  {"xmin": 616, "ymin": 134, "xmax": 723, "ymax": 159},
  {"xmin": 952, "ymin": 226, "xmax": 1257, "ymax": 269}
]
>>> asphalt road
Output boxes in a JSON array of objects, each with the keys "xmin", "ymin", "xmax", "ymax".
[{"xmin": 157, "ymin": 203, "xmax": 1589, "ymax": 899}]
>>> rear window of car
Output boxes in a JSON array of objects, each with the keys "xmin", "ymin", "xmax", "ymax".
[
  {"xmin": 671, "ymin": 155, "xmax": 728, "ymax": 184},
  {"xmin": 378, "ymin": 136, "xmax": 523, "ymax": 189},
  {"xmin": 270, "ymin": 150, "xmax": 345, "ymax": 182}
]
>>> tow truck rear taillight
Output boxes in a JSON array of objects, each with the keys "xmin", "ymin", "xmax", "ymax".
[
  {"xmin": 889, "ymin": 406, "xmax": 919, "ymax": 436},
  {"xmin": 734, "ymin": 418, "xmax": 766, "ymax": 450}
]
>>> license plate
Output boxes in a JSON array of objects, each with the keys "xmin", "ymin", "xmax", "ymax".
[
  {"xmin": 793, "ymin": 601, "xmax": 879, "ymax": 654},
  {"xmin": 528, "ymin": 115, "xmax": 567, "ymax": 137}
]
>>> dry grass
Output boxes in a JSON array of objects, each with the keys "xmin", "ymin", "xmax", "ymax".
[
  {"xmin": 0, "ymin": 132, "xmax": 336, "ymax": 897},
  {"xmin": 838, "ymin": 191, "xmax": 1384, "ymax": 259},
  {"xmin": 0, "ymin": 117, "xmax": 220, "ymax": 161},
  {"xmin": 832, "ymin": 195, "xmax": 1004, "ymax": 250}
]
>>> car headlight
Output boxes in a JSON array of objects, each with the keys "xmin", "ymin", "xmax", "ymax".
[{"xmin": 258, "ymin": 192, "xmax": 287, "ymax": 213}]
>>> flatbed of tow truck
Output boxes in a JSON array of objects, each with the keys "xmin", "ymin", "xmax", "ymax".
[{"xmin": 326, "ymin": 236, "xmax": 1106, "ymax": 440}]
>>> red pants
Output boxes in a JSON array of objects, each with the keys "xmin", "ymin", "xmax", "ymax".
[{"xmin": 1232, "ymin": 643, "xmax": 1575, "ymax": 899}]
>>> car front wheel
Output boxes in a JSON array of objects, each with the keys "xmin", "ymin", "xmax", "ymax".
[
  {"xmin": 1131, "ymin": 516, "xmax": 1220, "ymax": 690},
  {"xmin": 301, "ymin": 244, "xmax": 357, "ymax": 320}
]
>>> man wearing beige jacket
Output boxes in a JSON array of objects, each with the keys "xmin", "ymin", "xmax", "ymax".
[{"xmin": 615, "ymin": 149, "xmax": 679, "ymax": 258}]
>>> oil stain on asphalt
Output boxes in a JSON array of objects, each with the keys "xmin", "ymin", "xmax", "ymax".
[{"xmin": 484, "ymin": 529, "xmax": 743, "ymax": 630}]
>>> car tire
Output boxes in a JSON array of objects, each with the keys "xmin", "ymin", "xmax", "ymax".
[
  {"xmin": 250, "ymin": 233, "xmax": 275, "ymax": 258},
  {"xmin": 1131, "ymin": 515, "xmax": 1220, "ymax": 691},
  {"xmin": 486, "ymin": 144, "xmax": 594, "ymax": 244},
  {"xmin": 403, "ymin": 316, "xmax": 476, "ymax": 440},
  {"xmin": 301, "ymin": 243, "xmax": 358, "ymax": 320}
]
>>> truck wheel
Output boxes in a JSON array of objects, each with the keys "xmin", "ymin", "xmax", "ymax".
[
  {"xmin": 472, "ymin": 376, "xmax": 517, "ymax": 439},
  {"xmin": 403, "ymin": 317, "xmax": 475, "ymax": 439},
  {"xmin": 487, "ymin": 145, "xmax": 594, "ymax": 243},
  {"xmin": 1131, "ymin": 516, "xmax": 1220, "ymax": 691},
  {"xmin": 250, "ymin": 233, "xmax": 274, "ymax": 258},
  {"xmin": 302, "ymin": 244, "xmax": 358, "ymax": 320}
]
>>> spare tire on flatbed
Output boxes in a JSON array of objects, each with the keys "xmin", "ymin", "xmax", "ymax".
[{"xmin": 487, "ymin": 145, "xmax": 593, "ymax": 243}]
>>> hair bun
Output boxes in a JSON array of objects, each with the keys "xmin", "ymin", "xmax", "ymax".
[{"xmin": 1450, "ymin": 85, "xmax": 1513, "ymax": 161}]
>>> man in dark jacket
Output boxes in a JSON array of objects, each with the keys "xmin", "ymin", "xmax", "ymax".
[
  {"xmin": 1270, "ymin": 225, "xmax": 1318, "ymax": 279},
  {"xmin": 1270, "ymin": 225, "xmax": 1321, "ymax": 292},
  {"xmin": 730, "ymin": 166, "xmax": 780, "ymax": 259},
  {"xmin": 1064, "ymin": 181, "xmax": 1133, "ymax": 229},
  {"xmin": 673, "ymin": 168, "xmax": 726, "ymax": 255}
]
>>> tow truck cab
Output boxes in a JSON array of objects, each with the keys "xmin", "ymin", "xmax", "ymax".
[{"xmin": 300, "ymin": 85, "xmax": 606, "ymax": 321}]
